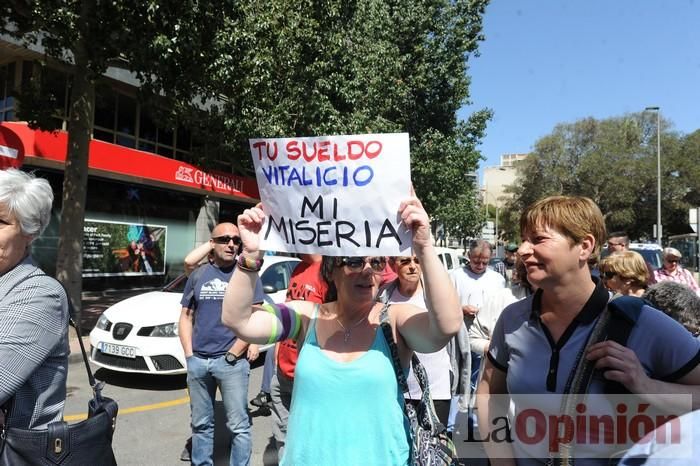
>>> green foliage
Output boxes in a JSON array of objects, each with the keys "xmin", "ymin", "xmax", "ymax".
[
  {"xmin": 2, "ymin": 0, "xmax": 490, "ymax": 245},
  {"xmin": 207, "ymin": 0, "xmax": 491, "ymax": 236},
  {"xmin": 502, "ymin": 113, "xmax": 699, "ymax": 241}
]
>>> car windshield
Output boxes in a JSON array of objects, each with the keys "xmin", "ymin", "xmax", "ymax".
[
  {"xmin": 631, "ymin": 248, "xmax": 663, "ymax": 270},
  {"xmin": 163, "ymin": 274, "xmax": 188, "ymax": 293}
]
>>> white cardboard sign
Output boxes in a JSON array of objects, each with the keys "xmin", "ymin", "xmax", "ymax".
[{"xmin": 249, "ymin": 133, "xmax": 412, "ymax": 256}]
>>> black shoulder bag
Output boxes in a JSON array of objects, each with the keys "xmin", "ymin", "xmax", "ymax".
[
  {"xmin": 0, "ymin": 276, "xmax": 118, "ymax": 466},
  {"xmin": 379, "ymin": 302, "xmax": 459, "ymax": 466}
]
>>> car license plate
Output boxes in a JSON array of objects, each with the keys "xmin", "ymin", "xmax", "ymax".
[{"xmin": 100, "ymin": 342, "xmax": 136, "ymax": 359}]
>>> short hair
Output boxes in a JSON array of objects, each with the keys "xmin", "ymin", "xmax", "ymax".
[
  {"xmin": 468, "ymin": 239, "xmax": 492, "ymax": 257},
  {"xmin": 600, "ymin": 251, "xmax": 649, "ymax": 288},
  {"xmin": 0, "ymin": 169, "xmax": 54, "ymax": 237},
  {"xmin": 607, "ymin": 231, "xmax": 630, "ymax": 246},
  {"xmin": 663, "ymin": 247, "xmax": 682, "ymax": 259},
  {"xmin": 643, "ymin": 281, "xmax": 700, "ymax": 335},
  {"xmin": 520, "ymin": 195, "xmax": 606, "ymax": 263}
]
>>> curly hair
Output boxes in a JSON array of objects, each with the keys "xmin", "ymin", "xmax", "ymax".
[{"xmin": 643, "ymin": 281, "xmax": 700, "ymax": 335}]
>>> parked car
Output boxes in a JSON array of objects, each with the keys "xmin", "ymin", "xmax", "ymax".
[
  {"xmin": 434, "ymin": 247, "xmax": 464, "ymax": 271},
  {"xmin": 89, "ymin": 255, "xmax": 300, "ymax": 375},
  {"xmin": 628, "ymin": 242, "xmax": 663, "ymax": 270},
  {"xmin": 600, "ymin": 242, "xmax": 663, "ymax": 271}
]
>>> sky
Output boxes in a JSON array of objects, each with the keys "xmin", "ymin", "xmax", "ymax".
[{"xmin": 458, "ymin": 0, "xmax": 700, "ymax": 183}]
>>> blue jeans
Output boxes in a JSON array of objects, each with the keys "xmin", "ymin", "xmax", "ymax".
[{"xmin": 187, "ymin": 355, "xmax": 251, "ymax": 466}]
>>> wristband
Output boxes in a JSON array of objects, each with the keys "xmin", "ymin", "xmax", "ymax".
[{"xmin": 237, "ymin": 254, "xmax": 264, "ymax": 272}]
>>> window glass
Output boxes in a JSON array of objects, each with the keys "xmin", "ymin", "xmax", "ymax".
[
  {"xmin": 116, "ymin": 93, "xmax": 137, "ymax": 136},
  {"xmin": 138, "ymin": 141, "xmax": 156, "ymax": 153},
  {"xmin": 93, "ymin": 128, "xmax": 114, "ymax": 143},
  {"xmin": 139, "ymin": 107, "xmax": 157, "ymax": 143},
  {"xmin": 116, "ymin": 134, "xmax": 136, "ymax": 148},
  {"xmin": 157, "ymin": 146, "xmax": 173, "ymax": 157},
  {"xmin": 94, "ymin": 87, "xmax": 116, "ymax": 130},
  {"xmin": 159, "ymin": 126, "xmax": 174, "ymax": 147},
  {"xmin": 176, "ymin": 126, "xmax": 191, "ymax": 151}
]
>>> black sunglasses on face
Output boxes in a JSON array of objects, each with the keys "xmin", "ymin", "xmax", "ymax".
[
  {"xmin": 665, "ymin": 258, "xmax": 679, "ymax": 264},
  {"xmin": 212, "ymin": 235, "xmax": 241, "ymax": 245},
  {"xmin": 340, "ymin": 256, "xmax": 386, "ymax": 273},
  {"xmin": 602, "ymin": 271, "xmax": 617, "ymax": 280},
  {"xmin": 397, "ymin": 257, "xmax": 420, "ymax": 266}
]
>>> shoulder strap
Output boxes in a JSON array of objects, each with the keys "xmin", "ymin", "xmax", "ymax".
[
  {"xmin": 379, "ymin": 302, "xmax": 409, "ymax": 393},
  {"xmin": 603, "ymin": 295, "xmax": 645, "ymax": 394}
]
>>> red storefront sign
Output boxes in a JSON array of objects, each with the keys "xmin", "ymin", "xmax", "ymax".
[{"xmin": 0, "ymin": 122, "xmax": 259, "ymax": 201}]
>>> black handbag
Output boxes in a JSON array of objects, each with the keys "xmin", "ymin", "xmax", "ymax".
[
  {"xmin": 0, "ymin": 294, "xmax": 118, "ymax": 465},
  {"xmin": 379, "ymin": 302, "xmax": 459, "ymax": 466}
]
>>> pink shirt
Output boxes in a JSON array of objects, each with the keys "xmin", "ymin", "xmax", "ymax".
[{"xmin": 652, "ymin": 266, "xmax": 700, "ymax": 295}]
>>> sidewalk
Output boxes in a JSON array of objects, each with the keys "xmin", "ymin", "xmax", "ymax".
[{"xmin": 68, "ymin": 326, "xmax": 92, "ymax": 365}]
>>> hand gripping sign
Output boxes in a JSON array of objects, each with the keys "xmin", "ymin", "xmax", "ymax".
[{"xmin": 249, "ymin": 133, "xmax": 412, "ymax": 256}]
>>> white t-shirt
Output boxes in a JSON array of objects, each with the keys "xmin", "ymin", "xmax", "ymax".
[
  {"xmin": 449, "ymin": 266, "xmax": 506, "ymax": 311},
  {"xmin": 388, "ymin": 287, "xmax": 452, "ymax": 400}
]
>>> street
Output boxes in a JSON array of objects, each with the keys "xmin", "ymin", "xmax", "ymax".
[{"xmin": 65, "ymin": 350, "xmax": 277, "ymax": 466}]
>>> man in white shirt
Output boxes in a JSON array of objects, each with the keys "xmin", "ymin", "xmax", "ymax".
[{"xmin": 449, "ymin": 239, "xmax": 506, "ymax": 327}]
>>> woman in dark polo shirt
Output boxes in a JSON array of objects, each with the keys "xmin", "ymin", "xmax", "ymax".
[{"xmin": 476, "ymin": 195, "xmax": 700, "ymax": 466}]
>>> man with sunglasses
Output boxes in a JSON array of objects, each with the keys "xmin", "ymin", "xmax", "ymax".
[
  {"xmin": 178, "ymin": 222, "xmax": 265, "ymax": 466},
  {"xmin": 651, "ymin": 247, "xmax": 700, "ymax": 296}
]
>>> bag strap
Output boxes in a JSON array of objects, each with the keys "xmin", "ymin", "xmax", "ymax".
[
  {"xmin": 378, "ymin": 301, "xmax": 443, "ymax": 435},
  {"xmin": 379, "ymin": 301, "xmax": 409, "ymax": 393},
  {"xmin": 553, "ymin": 296, "xmax": 645, "ymax": 465}
]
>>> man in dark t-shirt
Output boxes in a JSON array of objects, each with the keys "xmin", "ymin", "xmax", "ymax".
[{"xmin": 178, "ymin": 222, "xmax": 264, "ymax": 466}]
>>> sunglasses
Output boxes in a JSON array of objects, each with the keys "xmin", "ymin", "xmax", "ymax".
[
  {"xmin": 211, "ymin": 235, "xmax": 242, "ymax": 245},
  {"xmin": 339, "ymin": 256, "xmax": 386, "ymax": 273},
  {"xmin": 602, "ymin": 271, "xmax": 617, "ymax": 280},
  {"xmin": 397, "ymin": 257, "xmax": 420, "ymax": 266},
  {"xmin": 665, "ymin": 258, "xmax": 679, "ymax": 264}
]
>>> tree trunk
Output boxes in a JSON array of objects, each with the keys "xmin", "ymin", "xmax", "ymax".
[{"xmin": 55, "ymin": 43, "xmax": 95, "ymax": 326}]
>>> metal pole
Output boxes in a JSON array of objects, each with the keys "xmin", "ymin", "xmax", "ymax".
[
  {"xmin": 495, "ymin": 203, "xmax": 499, "ymax": 254},
  {"xmin": 656, "ymin": 109, "xmax": 662, "ymax": 246},
  {"xmin": 645, "ymin": 106, "xmax": 662, "ymax": 246}
]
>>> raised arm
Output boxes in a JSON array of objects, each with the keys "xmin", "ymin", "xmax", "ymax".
[
  {"xmin": 221, "ymin": 205, "xmax": 312, "ymax": 344},
  {"xmin": 184, "ymin": 241, "xmax": 213, "ymax": 276},
  {"xmin": 394, "ymin": 196, "xmax": 462, "ymax": 352}
]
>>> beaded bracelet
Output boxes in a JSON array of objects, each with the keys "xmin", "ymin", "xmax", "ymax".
[{"xmin": 237, "ymin": 254, "xmax": 264, "ymax": 272}]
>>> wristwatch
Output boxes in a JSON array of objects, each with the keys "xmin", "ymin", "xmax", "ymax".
[{"xmin": 225, "ymin": 352, "xmax": 244, "ymax": 365}]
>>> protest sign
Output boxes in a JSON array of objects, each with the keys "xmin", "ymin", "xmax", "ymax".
[{"xmin": 249, "ymin": 133, "xmax": 412, "ymax": 256}]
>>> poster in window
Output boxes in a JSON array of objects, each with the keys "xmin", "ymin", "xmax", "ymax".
[{"xmin": 82, "ymin": 219, "xmax": 167, "ymax": 277}]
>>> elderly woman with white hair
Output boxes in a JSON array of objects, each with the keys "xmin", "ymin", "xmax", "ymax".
[
  {"xmin": 0, "ymin": 169, "xmax": 69, "ymax": 430},
  {"xmin": 651, "ymin": 247, "xmax": 700, "ymax": 296}
]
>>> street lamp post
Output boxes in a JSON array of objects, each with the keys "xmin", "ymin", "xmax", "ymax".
[
  {"xmin": 482, "ymin": 189, "xmax": 499, "ymax": 251},
  {"xmin": 645, "ymin": 106, "xmax": 662, "ymax": 246}
]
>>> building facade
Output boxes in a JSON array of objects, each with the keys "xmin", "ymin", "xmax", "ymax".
[{"xmin": 0, "ymin": 40, "xmax": 259, "ymax": 291}]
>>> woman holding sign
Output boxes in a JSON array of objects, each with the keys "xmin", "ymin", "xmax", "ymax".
[{"xmin": 222, "ymin": 197, "xmax": 461, "ymax": 465}]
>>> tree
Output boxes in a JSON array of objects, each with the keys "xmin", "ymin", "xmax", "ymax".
[
  {"xmin": 501, "ymin": 113, "xmax": 695, "ymax": 241},
  {"xmin": 2, "ymin": 0, "xmax": 233, "ymax": 314},
  {"xmin": 3, "ymin": 0, "xmax": 491, "ymax": 312},
  {"xmin": 207, "ymin": 0, "xmax": 491, "ymax": 235}
]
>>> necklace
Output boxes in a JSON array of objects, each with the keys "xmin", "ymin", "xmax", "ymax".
[{"xmin": 336, "ymin": 315, "xmax": 368, "ymax": 343}]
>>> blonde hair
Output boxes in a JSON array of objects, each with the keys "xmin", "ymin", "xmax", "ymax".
[
  {"xmin": 520, "ymin": 196, "xmax": 606, "ymax": 262},
  {"xmin": 600, "ymin": 251, "xmax": 649, "ymax": 288}
]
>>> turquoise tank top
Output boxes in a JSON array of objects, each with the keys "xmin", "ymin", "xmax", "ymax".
[{"xmin": 282, "ymin": 306, "xmax": 411, "ymax": 466}]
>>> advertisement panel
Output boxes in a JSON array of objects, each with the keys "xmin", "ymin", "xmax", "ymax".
[{"xmin": 83, "ymin": 219, "xmax": 167, "ymax": 277}]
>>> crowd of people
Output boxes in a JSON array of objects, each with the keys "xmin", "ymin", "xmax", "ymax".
[{"xmin": 3, "ymin": 167, "xmax": 700, "ymax": 465}]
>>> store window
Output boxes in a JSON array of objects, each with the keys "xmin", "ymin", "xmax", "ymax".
[{"xmin": 0, "ymin": 63, "xmax": 16, "ymax": 121}]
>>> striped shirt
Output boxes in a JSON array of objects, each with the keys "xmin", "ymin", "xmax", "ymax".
[{"xmin": 0, "ymin": 256, "xmax": 69, "ymax": 429}]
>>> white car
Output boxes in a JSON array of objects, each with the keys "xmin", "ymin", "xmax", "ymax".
[{"xmin": 89, "ymin": 255, "xmax": 301, "ymax": 375}]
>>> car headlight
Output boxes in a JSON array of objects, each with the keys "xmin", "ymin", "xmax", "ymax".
[
  {"xmin": 95, "ymin": 314, "xmax": 112, "ymax": 331},
  {"xmin": 149, "ymin": 322, "xmax": 178, "ymax": 337}
]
